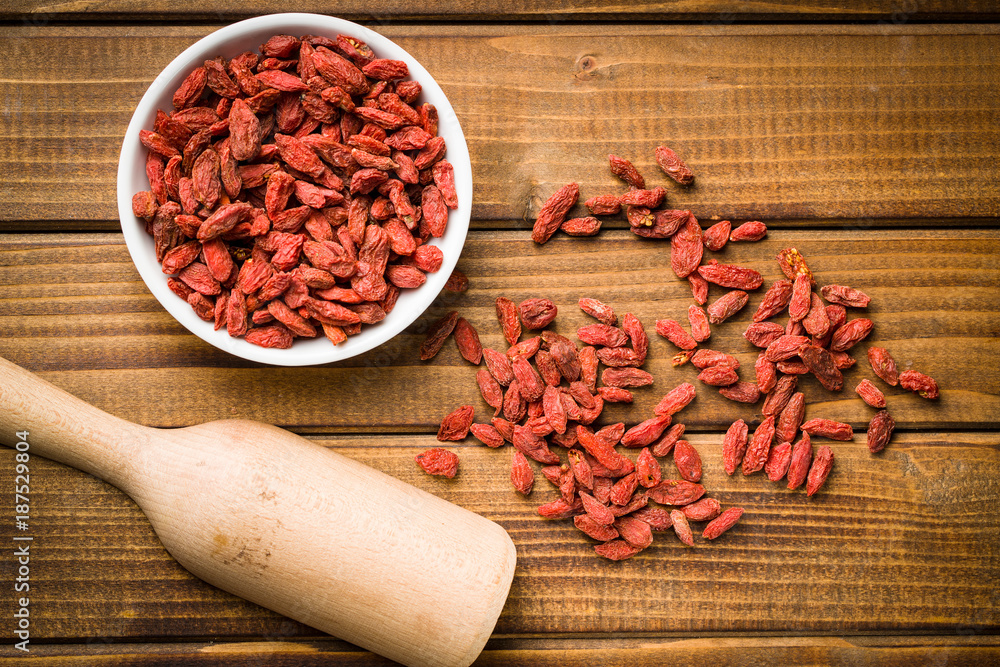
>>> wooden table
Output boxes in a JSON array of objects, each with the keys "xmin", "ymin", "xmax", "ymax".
[{"xmin": 1, "ymin": 3, "xmax": 998, "ymax": 665}]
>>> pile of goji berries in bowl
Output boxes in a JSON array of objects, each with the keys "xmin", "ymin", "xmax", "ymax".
[{"xmin": 117, "ymin": 13, "xmax": 472, "ymax": 366}]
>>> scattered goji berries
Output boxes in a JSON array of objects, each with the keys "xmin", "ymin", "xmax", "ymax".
[
  {"xmin": 416, "ymin": 142, "xmax": 944, "ymax": 561},
  {"xmin": 422, "ymin": 293, "xmax": 749, "ymax": 559},
  {"xmin": 135, "ymin": 32, "xmax": 458, "ymax": 349}
]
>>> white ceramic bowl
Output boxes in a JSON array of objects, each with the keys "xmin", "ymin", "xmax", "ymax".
[{"xmin": 117, "ymin": 14, "xmax": 472, "ymax": 366}]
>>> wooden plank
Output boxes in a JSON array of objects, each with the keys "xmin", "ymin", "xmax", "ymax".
[
  {"xmin": 0, "ymin": 229, "xmax": 996, "ymax": 431},
  {"xmin": 1, "ymin": 25, "xmax": 998, "ymax": 225},
  {"xmin": 3, "ymin": 0, "xmax": 998, "ymax": 22},
  {"xmin": 4, "ymin": 636, "xmax": 1000, "ymax": 666},
  {"xmin": 0, "ymin": 432, "xmax": 997, "ymax": 641}
]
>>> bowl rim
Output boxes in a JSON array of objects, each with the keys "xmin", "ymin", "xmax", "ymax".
[{"xmin": 117, "ymin": 13, "xmax": 472, "ymax": 366}]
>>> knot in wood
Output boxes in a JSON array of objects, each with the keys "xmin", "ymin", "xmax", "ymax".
[{"xmin": 575, "ymin": 55, "xmax": 599, "ymax": 78}]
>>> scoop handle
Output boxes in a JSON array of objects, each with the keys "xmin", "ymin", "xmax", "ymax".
[{"xmin": 0, "ymin": 355, "xmax": 146, "ymax": 490}]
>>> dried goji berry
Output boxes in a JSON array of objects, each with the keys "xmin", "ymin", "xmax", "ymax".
[
  {"xmin": 729, "ymin": 220, "xmax": 767, "ymax": 242},
  {"xmin": 697, "ymin": 365, "xmax": 739, "ymax": 387},
  {"xmin": 602, "ymin": 367, "xmax": 654, "ymax": 388},
  {"xmin": 629, "ymin": 506, "xmax": 673, "ymax": 531},
  {"xmin": 415, "ymin": 447, "xmax": 459, "ymax": 478},
  {"xmin": 577, "ymin": 323, "xmax": 628, "ymax": 348},
  {"xmin": 899, "ymin": 369, "xmax": 940, "ymax": 399},
  {"xmin": 680, "ymin": 497, "xmax": 721, "ymax": 522},
  {"xmin": 651, "ymin": 423, "xmax": 685, "ymax": 458},
  {"xmin": 688, "ymin": 270, "xmax": 709, "ymax": 305},
  {"xmin": 245, "ymin": 323, "xmax": 293, "ymax": 348},
  {"xmin": 579, "ymin": 491, "xmax": 616, "ymax": 526},
  {"xmin": 691, "ymin": 349, "xmax": 739, "ymax": 369},
  {"xmin": 702, "ymin": 220, "xmax": 731, "ymax": 252},
  {"xmin": 867, "ymin": 346, "xmax": 900, "ymax": 386},
  {"xmin": 495, "ymin": 296, "xmax": 521, "ymax": 346},
  {"xmin": 561, "ymin": 216, "xmax": 602, "ymax": 236},
  {"xmin": 647, "ymin": 479, "xmax": 704, "ymax": 506},
  {"xmin": 608, "ymin": 471, "xmax": 640, "ymax": 506},
  {"xmin": 622, "ymin": 312, "xmax": 648, "ymax": 360},
  {"xmin": 703, "ymin": 507, "xmax": 744, "ymax": 540},
  {"xmin": 453, "ymin": 317, "xmax": 483, "ymax": 365},
  {"xmin": 755, "ymin": 352, "xmax": 777, "ymax": 393},
  {"xmin": 532, "ymin": 182, "xmax": 579, "ymax": 244},
  {"xmin": 775, "ymin": 391, "xmax": 805, "ymax": 444},
  {"xmin": 673, "ymin": 440, "xmax": 702, "ymax": 483},
  {"xmin": 437, "ymin": 405, "xmax": 474, "ymax": 441},
  {"xmin": 722, "ymin": 419, "xmax": 749, "ymax": 475},
  {"xmin": 470, "ymin": 422, "xmax": 505, "ymax": 448},
  {"xmin": 786, "ymin": 432, "xmax": 812, "ymax": 490},
  {"xmin": 654, "ymin": 145, "xmax": 694, "ymax": 185},
  {"xmin": 763, "ymin": 373, "xmax": 799, "ymax": 419},
  {"xmin": 608, "ymin": 153, "xmax": 645, "ymax": 188},
  {"xmin": 799, "ymin": 343, "xmax": 843, "ymax": 392},
  {"xmin": 707, "ymin": 290, "xmax": 749, "ymax": 324},
  {"xmin": 593, "ymin": 538, "xmax": 643, "ymax": 561},
  {"xmin": 584, "ymin": 194, "xmax": 622, "ymax": 216},
  {"xmin": 633, "ymin": 208, "xmax": 688, "ymax": 239},
  {"xmin": 615, "ymin": 515, "xmax": 654, "ymax": 549},
  {"xmin": 636, "ymin": 447, "xmax": 662, "ymax": 488},
  {"xmin": 743, "ymin": 321, "xmax": 786, "ymax": 348},
  {"xmin": 688, "ymin": 305, "xmax": 711, "ymax": 342},
  {"xmin": 776, "ymin": 247, "xmax": 813, "ymax": 284},
  {"xmin": 830, "ymin": 318, "xmax": 874, "ymax": 352},
  {"xmin": 742, "ymin": 415, "xmax": 775, "ymax": 475},
  {"xmin": 855, "ymin": 378, "xmax": 887, "ymax": 408},
  {"xmin": 718, "ymin": 381, "xmax": 760, "ymax": 404},
  {"xmin": 802, "ymin": 293, "xmax": 831, "ymax": 338},
  {"xmin": 753, "ymin": 279, "xmax": 793, "ymax": 322},
  {"xmin": 866, "ymin": 409, "xmax": 896, "ymax": 454},
  {"xmin": 420, "ymin": 310, "xmax": 459, "ymax": 360},
  {"xmin": 653, "ymin": 382, "xmax": 697, "ymax": 416},
  {"xmin": 698, "ymin": 263, "xmax": 763, "ymax": 290},
  {"xmin": 575, "ymin": 514, "xmax": 619, "ymax": 542},
  {"xmin": 519, "ymin": 298, "xmax": 558, "ymax": 330},
  {"xmin": 764, "ymin": 442, "xmax": 793, "ymax": 482},
  {"xmin": 820, "ymin": 284, "xmax": 870, "ymax": 308},
  {"xmin": 538, "ymin": 497, "xmax": 584, "ymax": 520},
  {"xmin": 655, "ymin": 319, "xmax": 698, "ymax": 350},
  {"xmin": 511, "ymin": 356, "xmax": 545, "ymax": 403},
  {"xmin": 578, "ymin": 297, "xmax": 617, "ymax": 326},
  {"xmin": 670, "ymin": 510, "xmax": 695, "ymax": 546},
  {"xmin": 510, "ymin": 450, "xmax": 534, "ymax": 495},
  {"xmin": 507, "ymin": 336, "xmax": 540, "ymax": 361},
  {"xmin": 788, "ymin": 273, "xmax": 812, "ymax": 322},
  {"xmin": 620, "ymin": 186, "xmax": 666, "ymax": 209},
  {"xmin": 620, "ymin": 415, "xmax": 673, "ymax": 448},
  {"xmin": 805, "ymin": 445, "xmax": 834, "ymax": 496},
  {"xmin": 669, "ymin": 213, "xmax": 704, "ymax": 279},
  {"xmin": 801, "ymin": 418, "xmax": 854, "ymax": 441},
  {"xmin": 764, "ymin": 335, "xmax": 810, "ymax": 362}
]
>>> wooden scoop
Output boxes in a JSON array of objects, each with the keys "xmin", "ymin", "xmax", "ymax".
[{"xmin": 0, "ymin": 355, "xmax": 516, "ymax": 667}]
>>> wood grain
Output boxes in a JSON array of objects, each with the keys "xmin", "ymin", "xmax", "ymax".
[
  {"xmin": 1, "ymin": 431, "xmax": 997, "ymax": 642},
  {"xmin": 0, "ymin": 230, "xmax": 996, "ymax": 431},
  {"xmin": 4, "ymin": 1, "xmax": 999, "ymax": 22},
  {"xmin": 1, "ymin": 25, "xmax": 998, "ymax": 224},
  {"xmin": 1, "ymin": 10, "xmax": 998, "ymax": 663},
  {"xmin": 4, "ymin": 636, "xmax": 1000, "ymax": 666}
]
